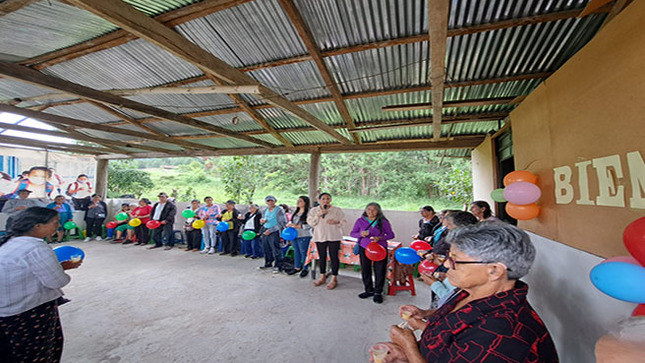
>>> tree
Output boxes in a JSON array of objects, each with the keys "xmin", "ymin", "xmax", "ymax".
[
  {"xmin": 107, "ymin": 160, "xmax": 154, "ymax": 198},
  {"xmin": 216, "ymin": 156, "xmax": 262, "ymax": 203},
  {"xmin": 434, "ymin": 159, "xmax": 473, "ymax": 205}
]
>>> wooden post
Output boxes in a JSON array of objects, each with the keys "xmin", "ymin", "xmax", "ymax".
[
  {"xmin": 95, "ymin": 159, "xmax": 109, "ymax": 198},
  {"xmin": 308, "ymin": 151, "xmax": 321, "ymax": 206}
]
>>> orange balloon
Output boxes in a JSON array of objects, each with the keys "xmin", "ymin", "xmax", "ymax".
[
  {"xmin": 503, "ymin": 170, "xmax": 538, "ymax": 186},
  {"xmin": 506, "ymin": 203, "xmax": 540, "ymax": 220}
]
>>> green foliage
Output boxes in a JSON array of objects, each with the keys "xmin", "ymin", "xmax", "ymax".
[
  {"xmin": 434, "ymin": 159, "xmax": 473, "ymax": 206},
  {"xmin": 107, "ymin": 160, "xmax": 154, "ymax": 198},
  {"xmin": 216, "ymin": 156, "xmax": 262, "ymax": 203}
]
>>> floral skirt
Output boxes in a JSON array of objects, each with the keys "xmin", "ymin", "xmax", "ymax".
[{"xmin": 0, "ymin": 299, "xmax": 63, "ymax": 363}]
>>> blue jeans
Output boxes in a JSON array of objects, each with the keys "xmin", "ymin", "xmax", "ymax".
[
  {"xmin": 292, "ymin": 236, "xmax": 312, "ymax": 270},
  {"xmin": 151, "ymin": 223, "xmax": 174, "ymax": 247},
  {"xmin": 261, "ymin": 231, "xmax": 283, "ymax": 268}
]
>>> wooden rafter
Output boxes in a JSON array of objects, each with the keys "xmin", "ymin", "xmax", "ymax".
[
  {"xmin": 0, "ymin": 61, "xmax": 274, "ymax": 148},
  {"xmin": 428, "ymin": 0, "xmax": 450, "ymax": 140},
  {"xmin": 278, "ymin": 0, "xmax": 360, "ymax": 144},
  {"xmin": 0, "ymin": 104, "xmax": 219, "ymax": 152},
  {"xmin": 0, "ymin": 134, "xmax": 110, "ymax": 155},
  {"xmin": 382, "ymin": 97, "xmax": 520, "ymax": 113},
  {"xmin": 66, "ymin": 0, "xmax": 350, "ymax": 145},
  {"xmin": 0, "ymin": 0, "xmax": 40, "ymax": 16},
  {"xmin": 107, "ymin": 85, "xmax": 262, "ymax": 96}
]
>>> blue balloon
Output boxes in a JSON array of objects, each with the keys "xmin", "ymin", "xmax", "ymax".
[
  {"xmin": 590, "ymin": 262, "xmax": 645, "ymax": 303},
  {"xmin": 281, "ymin": 227, "xmax": 298, "ymax": 241},
  {"xmin": 53, "ymin": 245, "xmax": 85, "ymax": 262},
  {"xmin": 395, "ymin": 247, "xmax": 420, "ymax": 265},
  {"xmin": 216, "ymin": 222, "xmax": 229, "ymax": 232}
]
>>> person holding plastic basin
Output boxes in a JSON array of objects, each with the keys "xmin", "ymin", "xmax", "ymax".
[
  {"xmin": 0, "ymin": 207, "xmax": 82, "ymax": 362},
  {"xmin": 371, "ymin": 223, "xmax": 558, "ymax": 363}
]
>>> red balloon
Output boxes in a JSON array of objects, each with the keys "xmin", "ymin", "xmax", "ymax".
[
  {"xmin": 105, "ymin": 222, "xmax": 117, "ymax": 229},
  {"xmin": 418, "ymin": 260, "xmax": 439, "ymax": 275},
  {"xmin": 410, "ymin": 240, "xmax": 432, "ymax": 251},
  {"xmin": 365, "ymin": 242, "xmax": 387, "ymax": 262},
  {"xmin": 633, "ymin": 304, "xmax": 645, "ymax": 316},
  {"xmin": 624, "ymin": 216, "xmax": 645, "ymax": 266},
  {"xmin": 146, "ymin": 220, "xmax": 161, "ymax": 229}
]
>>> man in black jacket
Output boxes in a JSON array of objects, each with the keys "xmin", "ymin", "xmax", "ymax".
[{"xmin": 148, "ymin": 192, "xmax": 177, "ymax": 250}]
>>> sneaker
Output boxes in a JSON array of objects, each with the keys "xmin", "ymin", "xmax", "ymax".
[
  {"xmin": 208, "ymin": 247, "xmax": 215, "ymax": 255},
  {"xmin": 95, "ymin": 237, "xmax": 102, "ymax": 241},
  {"xmin": 286, "ymin": 269, "xmax": 298, "ymax": 276},
  {"xmin": 299, "ymin": 269, "xmax": 309, "ymax": 278},
  {"xmin": 84, "ymin": 237, "xmax": 91, "ymax": 242},
  {"xmin": 200, "ymin": 248, "xmax": 209, "ymax": 254},
  {"xmin": 272, "ymin": 267, "xmax": 281, "ymax": 274},
  {"xmin": 230, "ymin": 252, "xmax": 238, "ymax": 257},
  {"xmin": 122, "ymin": 240, "xmax": 133, "ymax": 245},
  {"xmin": 219, "ymin": 252, "xmax": 229, "ymax": 256},
  {"xmin": 373, "ymin": 294, "xmax": 383, "ymax": 304},
  {"xmin": 358, "ymin": 291, "xmax": 374, "ymax": 299},
  {"xmin": 244, "ymin": 254, "xmax": 252, "ymax": 258},
  {"xmin": 257, "ymin": 265, "xmax": 272, "ymax": 270}
]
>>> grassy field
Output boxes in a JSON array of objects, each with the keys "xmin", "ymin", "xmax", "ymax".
[{"xmin": 140, "ymin": 168, "xmax": 463, "ymax": 212}]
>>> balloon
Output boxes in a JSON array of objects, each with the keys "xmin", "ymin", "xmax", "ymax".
[
  {"xmin": 281, "ymin": 227, "xmax": 297, "ymax": 241},
  {"xmin": 128, "ymin": 218, "xmax": 141, "ymax": 227},
  {"xmin": 53, "ymin": 245, "xmax": 85, "ymax": 262},
  {"xmin": 365, "ymin": 242, "xmax": 387, "ymax": 262},
  {"xmin": 105, "ymin": 221, "xmax": 118, "ymax": 229},
  {"xmin": 216, "ymin": 222, "xmax": 229, "ymax": 232},
  {"xmin": 633, "ymin": 304, "xmax": 645, "ymax": 317},
  {"xmin": 503, "ymin": 182, "xmax": 542, "ymax": 205},
  {"xmin": 192, "ymin": 220, "xmax": 205, "ymax": 229},
  {"xmin": 63, "ymin": 221, "xmax": 77, "ymax": 230},
  {"xmin": 506, "ymin": 203, "xmax": 540, "ymax": 220},
  {"xmin": 115, "ymin": 212, "xmax": 128, "ymax": 221},
  {"xmin": 146, "ymin": 220, "xmax": 161, "ymax": 229},
  {"xmin": 590, "ymin": 262, "xmax": 645, "ymax": 303},
  {"xmin": 624, "ymin": 216, "xmax": 645, "ymax": 266},
  {"xmin": 410, "ymin": 240, "xmax": 432, "ymax": 251},
  {"xmin": 242, "ymin": 230, "xmax": 257, "ymax": 240},
  {"xmin": 503, "ymin": 170, "xmax": 538, "ymax": 186},
  {"xmin": 418, "ymin": 260, "xmax": 439, "ymax": 275},
  {"xmin": 601, "ymin": 256, "xmax": 642, "ymax": 266},
  {"xmin": 491, "ymin": 188, "xmax": 507, "ymax": 203},
  {"xmin": 182, "ymin": 209, "xmax": 195, "ymax": 218},
  {"xmin": 395, "ymin": 247, "xmax": 421, "ymax": 265}
]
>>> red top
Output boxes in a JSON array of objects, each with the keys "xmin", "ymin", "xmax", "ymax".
[
  {"xmin": 419, "ymin": 281, "xmax": 558, "ymax": 363},
  {"xmin": 131, "ymin": 205, "xmax": 152, "ymax": 224}
]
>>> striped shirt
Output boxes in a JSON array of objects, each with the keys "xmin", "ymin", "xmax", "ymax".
[{"xmin": 0, "ymin": 236, "xmax": 70, "ymax": 317}]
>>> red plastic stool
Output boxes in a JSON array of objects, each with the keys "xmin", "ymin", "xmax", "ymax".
[{"xmin": 388, "ymin": 274, "xmax": 416, "ymax": 296}]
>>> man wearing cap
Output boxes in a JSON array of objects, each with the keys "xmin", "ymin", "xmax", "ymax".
[
  {"xmin": 258, "ymin": 195, "xmax": 288, "ymax": 273},
  {"xmin": 1, "ymin": 189, "xmax": 44, "ymax": 230},
  {"xmin": 148, "ymin": 192, "xmax": 177, "ymax": 250},
  {"xmin": 217, "ymin": 200, "xmax": 242, "ymax": 256}
]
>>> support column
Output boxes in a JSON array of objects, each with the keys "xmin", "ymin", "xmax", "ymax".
[
  {"xmin": 308, "ymin": 151, "xmax": 321, "ymax": 206},
  {"xmin": 95, "ymin": 158, "xmax": 109, "ymax": 198}
]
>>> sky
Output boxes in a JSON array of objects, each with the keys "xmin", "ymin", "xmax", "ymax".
[{"xmin": 0, "ymin": 111, "xmax": 76, "ymax": 145}]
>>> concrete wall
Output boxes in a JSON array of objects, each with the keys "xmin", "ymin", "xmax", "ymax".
[{"xmin": 471, "ymin": 135, "xmax": 496, "ymax": 207}]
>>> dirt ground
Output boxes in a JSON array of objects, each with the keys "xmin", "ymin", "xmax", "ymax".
[{"xmin": 58, "ymin": 240, "xmax": 430, "ymax": 363}]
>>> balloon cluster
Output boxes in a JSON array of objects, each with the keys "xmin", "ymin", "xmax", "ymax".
[
  {"xmin": 590, "ymin": 217, "xmax": 645, "ymax": 316},
  {"xmin": 491, "ymin": 170, "xmax": 542, "ymax": 220}
]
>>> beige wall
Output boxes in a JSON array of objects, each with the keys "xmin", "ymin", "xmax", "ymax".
[
  {"xmin": 510, "ymin": 0, "xmax": 645, "ymax": 257},
  {"xmin": 471, "ymin": 135, "xmax": 496, "ymax": 209}
]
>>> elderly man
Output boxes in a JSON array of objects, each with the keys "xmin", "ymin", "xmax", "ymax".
[
  {"xmin": 374, "ymin": 223, "xmax": 559, "ymax": 363},
  {"xmin": 258, "ymin": 196, "xmax": 287, "ymax": 273},
  {"xmin": 148, "ymin": 192, "xmax": 177, "ymax": 250},
  {"xmin": 1, "ymin": 189, "xmax": 44, "ymax": 230}
]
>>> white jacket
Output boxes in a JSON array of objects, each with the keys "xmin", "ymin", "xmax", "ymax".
[{"xmin": 307, "ymin": 205, "xmax": 346, "ymax": 242}]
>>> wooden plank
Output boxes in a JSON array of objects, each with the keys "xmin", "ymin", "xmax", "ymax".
[
  {"xmin": 0, "ymin": 104, "xmax": 221, "ymax": 152},
  {"xmin": 66, "ymin": 0, "xmax": 350, "ymax": 145},
  {"xmin": 428, "ymin": 0, "xmax": 450, "ymax": 140},
  {"xmin": 0, "ymin": 134, "xmax": 110, "ymax": 155},
  {"xmin": 278, "ymin": 0, "xmax": 360, "ymax": 144},
  {"xmin": 107, "ymin": 85, "xmax": 262, "ymax": 96},
  {"xmin": 0, "ymin": 61, "xmax": 274, "ymax": 148},
  {"xmin": 601, "ymin": 0, "xmax": 631, "ymax": 28},
  {"xmin": 0, "ymin": 0, "xmax": 40, "ymax": 16},
  {"xmin": 382, "ymin": 97, "xmax": 518, "ymax": 112}
]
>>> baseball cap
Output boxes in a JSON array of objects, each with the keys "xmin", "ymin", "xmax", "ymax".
[
  {"xmin": 265, "ymin": 195, "xmax": 276, "ymax": 202},
  {"xmin": 158, "ymin": 192, "xmax": 168, "ymax": 197},
  {"xmin": 225, "ymin": 199, "xmax": 236, "ymax": 204},
  {"xmin": 17, "ymin": 188, "xmax": 32, "ymax": 193}
]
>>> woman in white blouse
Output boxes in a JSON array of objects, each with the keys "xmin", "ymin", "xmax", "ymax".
[
  {"xmin": 307, "ymin": 193, "xmax": 346, "ymax": 290},
  {"xmin": 0, "ymin": 207, "xmax": 82, "ymax": 362}
]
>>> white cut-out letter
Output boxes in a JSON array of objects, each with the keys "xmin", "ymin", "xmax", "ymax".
[
  {"xmin": 554, "ymin": 166, "xmax": 574, "ymax": 204},
  {"xmin": 627, "ymin": 151, "xmax": 645, "ymax": 209},
  {"xmin": 575, "ymin": 160, "xmax": 594, "ymax": 205},
  {"xmin": 593, "ymin": 155, "xmax": 625, "ymax": 207}
]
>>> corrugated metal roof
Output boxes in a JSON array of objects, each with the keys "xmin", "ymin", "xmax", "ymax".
[
  {"xmin": 44, "ymin": 103, "xmax": 121, "ymax": 123},
  {"xmin": 249, "ymin": 61, "xmax": 331, "ymax": 101},
  {"xmin": 195, "ymin": 112, "xmax": 263, "ymax": 133},
  {"xmin": 184, "ymin": 137, "xmax": 262, "ymax": 149},
  {"xmin": 257, "ymin": 108, "xmax": 309, "ymax": 130},
  {"xmin": 142, "ymin": 121, "xmax": 210, "ymax": 136},
  {"xmin": 0, "ymin": 78, "xmax": 60, "ymax": 100},
  {"xmin": 122, "ymin": 0, "xmax": 201, "ymax": 16},
  {"xmin": 123, "ymin": 92, "xmax": 233, "ymax": 115},
  {"xmin": 282, "ymin": 130, "xmax": 339, "ymax": 146}
]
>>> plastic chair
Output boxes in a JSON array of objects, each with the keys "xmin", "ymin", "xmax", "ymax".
[{"xmin": 284, "ymin": 245, "xmax": 294, "ymax": 259}]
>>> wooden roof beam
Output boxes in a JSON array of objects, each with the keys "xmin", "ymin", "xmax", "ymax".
[
  {"xmin": 428, "ymin": 0, "xmax": 450, "ymax": 140},
  {"xmin": 66, "ymin": 0, "xmax": 350, "ymax": 146},
  {"xmin": 0, "ymin": 61, "xmax": 273, "ymax": 148},
  {"xmin": 0, "ymin": 104, "xmax": 220, "ymax": 152},
  {"xmin": 382, "ymin": 97, "xmax": 520, "ymax": 112},
  {"xmin": 278, "ymin": 0, "xmax": 360, "ymax": 144},
  {"xmin": 0, "ymin": 0, "xmax": 40, "ymax": 16}
]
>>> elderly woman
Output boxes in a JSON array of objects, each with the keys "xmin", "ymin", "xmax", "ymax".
[
  {"xmin": 413, "ymin": 206, "xmax": 439, "ymax": 241},
  {"xmin": 0, "ymin": 207, "xmax": 82, "ymax": 362},
  {"xmin": 469, "ymin": 200, "xmax": 499, "ymax": 222},
  {"xmin": 374, "ymin": 223, "xmax": 558, "ymax": 363}
]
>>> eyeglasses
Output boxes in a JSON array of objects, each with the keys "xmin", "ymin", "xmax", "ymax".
[{"xmin": 447, "ymin": 255, "xmax": 512, "ymax": 271}]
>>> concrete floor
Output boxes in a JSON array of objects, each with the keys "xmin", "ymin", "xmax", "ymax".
[{"xmin": 57, "ymin": 240, "xmax": 430, "ymax": 363}]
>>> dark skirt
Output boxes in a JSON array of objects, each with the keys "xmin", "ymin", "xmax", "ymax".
[{"xmin": 0, "ymin": 299, "xmax": 63, "ymax": 363}]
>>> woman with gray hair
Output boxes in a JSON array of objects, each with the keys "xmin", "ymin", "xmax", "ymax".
[{"xmin": 372, "ymin": 223, "xmax": 559, "ymax": 363}]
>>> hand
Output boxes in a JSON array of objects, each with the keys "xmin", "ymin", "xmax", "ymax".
[
  {"xmin": 419, "ymin": 273, "xmax": 438, "ymax": 286},
  {"xmin": 423, "ymin": 236, "xmax": 432, "ymax": 242},
  {"xmin": 390, "ymin": 325, "xmax": 418, "ymax": 352},
  {"xmin": 61, "ymin": 260, "xmax": 82, "ymax": 270},
  {"xmin": 237, "ymin": 215, "xmax": 244, "ymax": 220},
  {"xmin": 360, "ymin": 231, "xmax": 370, "ymax": 237},
  {"xmin": 160, "ymin": 221, "xmax": 167, "ymax": 225},
  {"xmin": 369, "ymin": 342, "xmax": 409, "ymax": 363},
  {"xmin": 326, "ymin": 219, "xmax": 339, "ymax": 225},
  {"xmin": 263, "ymin": 230, "xmax": 271, "ymax": 236},
  {"xmin": 260, "ymin": 218, "xmax": 266, "ymax": 224},
  {"xmin": 412, "ymin": 234, "xmax": 419, "ymax": 239},
  {"xmin": 407, "ymin": 316, "xmax": 427, "ymax": 331},
  {"xmin": 399, "ymin": 305, "xmax": 423, "ymax": 320},
  {"xmin": 372, "ymin": 236, "xmax": 382, "ymax": 242},
  {"xmin": 15, "ymin": 206, "xmax": 27, "ymax": 211},
  {"xmin": 223, "ymin": 218, "xmax": 230, "ymax": 222}
]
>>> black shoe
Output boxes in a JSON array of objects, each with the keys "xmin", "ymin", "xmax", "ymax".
[
  {"xmin": 220, "ymin": 252, "xmax": 229, "ymax": 256},
  {"xmin": 257, "ymin": 264, "xmax": 273, "ymax": 270},
  {"xmin": 123, "ymin": 240, "xmax": 133, "ymax": 245},
  {"xmin": 299, "ymin": 269, "xmax": 309, "ymax": 278},
  {"xmin": 251, "ymin": 256, "xmax": 261, "ymax": 259},
  {"xmin": 230, "ymin": 252, "xmax": 238, "ymax": 257},
  {"xmin": 373, "ymin": 294, "xmax": 383, "ymax": 304},
  {"xmin": 286, "ymin": 269, "xmax": 298, "ymax": 276},
  {"xmin": 358, "ymin": 291, "xmax": 374, "ymax": 299},
  {"xmin": 244, "ymin": 254, "xmax": 252, "ymax": 258}
]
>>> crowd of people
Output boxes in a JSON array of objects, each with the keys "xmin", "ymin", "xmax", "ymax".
[{"xmin": 0, "ymin": 188, "xmax": 559, "ymax": 362}]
